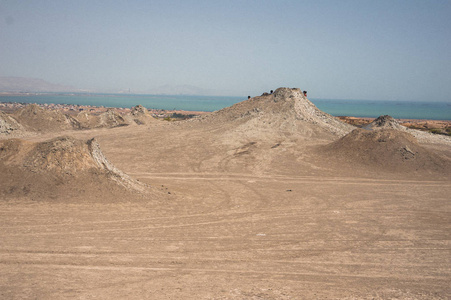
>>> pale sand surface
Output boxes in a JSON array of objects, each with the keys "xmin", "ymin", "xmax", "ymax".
[{"xmin": 1, "ymin": 89, "xmax": 450, "ymax": 299}]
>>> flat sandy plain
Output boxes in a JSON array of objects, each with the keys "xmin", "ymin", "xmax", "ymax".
[{"xmin": 1, "ymin": 88, "xmax": 450, "ymax": 299}]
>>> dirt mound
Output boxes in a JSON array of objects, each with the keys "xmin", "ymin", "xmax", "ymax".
[
  {"xmin": 75, "ymin": 108, "xmax": 129, "ymax": 129},
  {"xmin": 23, "ymin": 136, "xmax": 99, "ymax": 174},
  {"xmin": 131, "ymin": 104, "xmax": 148, "ymax": 115},
  {"xmin": 0, "ymin": 136, "xmax": 149, "ymax": 200},
  {"xmin": 98, "ymin": 109, "xmax": 128, "ymax": 127},
  {"xmin": 13, "ymin": 104, "xmax": 80, "ymax": 132},
  {"xmin": 196, "ymin": 87, "xmax": 354, "ymax": 138},
  {"xmin": 0, "ymin": 111, "xmax": 24, "ymax": 136},
  {"xmin": 127, "ymin": 105, "xmax": 155, "ymax": 125},
  {"xmin": 321, "ymin": 128, "xmax": 451, "ymax": 176},
  {"xmin": 74, "ymin": 111, "xmax": 100, "ymax": 129},
  {"xmin": 360, "ymin": 114, "xmax": 451, "ymax": 145},
  {"xmin": 363, "ymin": 115, "xmax": 406, "ymax": 131}
]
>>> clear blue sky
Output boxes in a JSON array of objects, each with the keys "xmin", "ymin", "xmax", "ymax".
[{"xmin": 1, "ymin": 0, "xmax": 450, "ymax": 101}]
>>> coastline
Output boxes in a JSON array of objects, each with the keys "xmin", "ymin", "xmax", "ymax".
[{"xmin": 1, "ymin": 101, "xmax": 449, "ymax": 131}]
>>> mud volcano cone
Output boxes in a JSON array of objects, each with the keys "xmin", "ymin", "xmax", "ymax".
[
  {"xmin": 322, "ymin": 128, "xmax": 451, "ymax": 176},
  {"xmin": 199, "ymin": 87, "xmax": 354, "ymax": 138},
  {"xmin": 0, "ymin": 136, "xmax": 149, "ymax": 200}
]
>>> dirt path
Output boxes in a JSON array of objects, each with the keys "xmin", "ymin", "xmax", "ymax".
[{"xmin": 1, "ymin": 172, "xmax": 450, "ymax": 299}]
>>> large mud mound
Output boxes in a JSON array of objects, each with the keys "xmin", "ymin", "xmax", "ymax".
[
  {"xmin": 197, "ymin": 87, "xmax": 354, "ymax": 138},
  {"xmin": 0, "ymin": 136, "xmax": 148, "ymax": 200},
  {"xmin": 13, "ymin": 104, "xmax": 80, "ymax": 132},
  {"xmin": 322, "ymin": 128, "xmax": 451, "ymax": 175}
]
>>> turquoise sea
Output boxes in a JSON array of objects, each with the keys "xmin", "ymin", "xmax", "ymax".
[{"xmin": 0, "ymin": 93, "xmax": 450, "ymax": 120}]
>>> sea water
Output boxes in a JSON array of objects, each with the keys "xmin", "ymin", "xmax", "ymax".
[{"xmin": 0, "ymin": 94, "xmax": 450, "ymax": 120}]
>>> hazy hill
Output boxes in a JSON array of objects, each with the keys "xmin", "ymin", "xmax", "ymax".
[{"xmin": 0, "ymin": 76, "xmax": 78, "ymax": 93}]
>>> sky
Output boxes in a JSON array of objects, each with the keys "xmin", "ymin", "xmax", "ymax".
[{"xmin": 1, "ymin": 0, "xmax": 450, "ymax": 101}]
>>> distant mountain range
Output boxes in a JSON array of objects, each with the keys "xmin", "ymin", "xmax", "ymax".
[
  {"xmin": 0, "ymin": 77, "xmax": 79, "ymax": 93},
  {"xmin": 0, "ymin": 77, "xmax": 217, "ymax": 96}
]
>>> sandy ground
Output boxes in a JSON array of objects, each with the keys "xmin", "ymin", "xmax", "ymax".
[{"xmin": 1, "ymin": 90, "xmax": 450, "ymax": 299}]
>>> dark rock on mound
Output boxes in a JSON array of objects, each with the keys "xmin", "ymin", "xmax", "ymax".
[
  {"xmin": 0, "ymin": 136, "xmax": 149, "ymax": 200},
  {"xmin": 322, "ymin": 128, "xmax": 451, "ymax": 176},
  {"xmin": 131, "ymin": 105, "xmax": 148, "ymax": 116}
]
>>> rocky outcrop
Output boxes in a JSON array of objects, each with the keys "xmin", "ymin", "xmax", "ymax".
[{"xmin": 0, "ymin": 111, "xmax": 24, "ymax": 135}]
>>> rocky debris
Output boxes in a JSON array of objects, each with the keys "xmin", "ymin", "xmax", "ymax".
[
  {"xmin": 13, "ymin": 104, "xmax": 80, "ymax": 132},
  {"xmin": 321, "ymin": 128, "xmax": 450, "ymax": 175},
  {"xmin": 400, "ymin": 145, "xmax": 416, "ymax": 160},
  {"xmin": 0, "ymin": 111, "xmax": 24, "ymax": 135}
]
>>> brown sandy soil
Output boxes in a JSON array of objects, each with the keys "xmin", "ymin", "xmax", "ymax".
[{"xmin": 1, "ymin": 89, "xmax": 450, "ymax": 299}]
